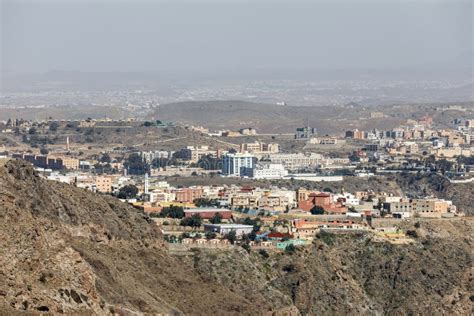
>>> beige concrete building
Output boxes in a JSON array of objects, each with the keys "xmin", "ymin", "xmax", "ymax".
[
  {"xmin": 385, "ymin": 198, "xmax": 450, "ymax": 218},
  {"xmin": 95, "ymin": 176, "xmax": 113, "ymax": 193},
  {"xmin": 411, "ymin": 199, "xmax": 449, "ymax": 217},
  {"xmin": 434, "ymin": 147, "xmax": 472, "ymax": 158},
  {"xmin": 59, "ymin": 157, "xmax": 80, "ymax": 170},
  {"xmin": 240, "ymin": 142, "xmax": 279, "ymax": 154}
]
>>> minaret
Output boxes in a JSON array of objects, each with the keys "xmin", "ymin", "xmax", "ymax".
[
  {"xmin": 66, "ymin": 137, "xmax": 70, "ymax": 151},
  {"xmin": 144, "ymin": 172, "xmax": 149, "ymax": 194}
]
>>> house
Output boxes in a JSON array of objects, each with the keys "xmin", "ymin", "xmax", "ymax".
[
  {"xmin": 266, "ymin": 232, "xmax": 293, "ymax": 241},
  {"xmin": 203, "ymin": 224, "xmax": 254, "ymax": 236},
  {"xmin": 298, "ymin": 192, "xmax": 348, "ymax": 214}
]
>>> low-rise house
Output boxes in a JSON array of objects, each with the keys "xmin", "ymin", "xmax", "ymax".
[
  {"xmin": 266, "ymin": 232, "xmax": 293, "ymax": 241},
  {"xmin": 203, "ymin": 224, "xmax": 254, "ymax": 236}
]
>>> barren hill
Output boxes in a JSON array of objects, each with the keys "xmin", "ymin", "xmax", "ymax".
[
  {"xmin": 0, "ymin": 160, "xmax": 276, "ymax": 314},
  {"xmin": 151, "ymin": 100, "xmax": 405, "ymax": 134},
  {"xmin": 1, "ymin": 160, "xmax": 473, "ymax": 315}
]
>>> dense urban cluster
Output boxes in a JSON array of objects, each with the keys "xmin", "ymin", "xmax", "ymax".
[{"xmin": 1, "ymin": 110, "xmax": 471, "ymax": 252}]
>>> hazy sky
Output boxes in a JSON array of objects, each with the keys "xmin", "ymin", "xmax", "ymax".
[{"xmin": 1, "ymin": 0, "xmax": 472, "ymax": 74}]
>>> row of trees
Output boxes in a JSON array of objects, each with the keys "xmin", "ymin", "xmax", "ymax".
[
  {"xmin": 194, "ymin": 198, "xmax": 220, "ymax": 208},
  {"xmin": 123, "ymin": 152, "xmax": 223, "ymax": 175},
  {"xmin": 149, "ymin": 205, "xmax": 224, "ymax": 227}
]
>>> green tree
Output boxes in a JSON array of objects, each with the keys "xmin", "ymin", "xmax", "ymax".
[
  {"xmin": 225, "ymin": 230, "xmax": 237, "ymax": 244},
  {"xmin": 310, "ymin": 205, "xmax": 325, "ymax": 215},
  {"xmin": 160, "ymin": 205, "xmax": 185, "ymax": 219},
  {"xmin": 210, "ymin": 212, "xmax": 223, "ymax": 224},
  {"xmin": 194, "ymin": 198, "xmax": 219, "ymax": 207},
  {"xmin": 49, "ymin": 121, "xmax": 60, "ymax": 132},
  {"xmin": 285, "ymin": 244, "xmax": 296, "ymax": 254},
  {"xmin": 435, "ymin": 159, "xmax": 454, "ymax": 174},
  {"xmin": 248, "ymin": 230, "xmax": 257, "ymax": 241},
  {"xmin": 241, "ymin": 243, "xmax": 251, "ymax": 253},
  {"xmin": 205, "ymin": 231, "xmax": 217, "ymax": 240},
  {"xmin": 243, "ymin": 217, "xmax": 256, "ymax": 225},
  {"xmin": 117, "ymin": 184, "xmax": 138, "ymax": 199},
  {"xmin": 180, "ymin": 214, "xmax": 202, "ymax": 228},
  {"xmin": 100, "ymin": 153, "xmax": 111, "ymax": 163},
  {"xmin": 124, "ymin": 153, "xmax": 147, "ymax": 175}
]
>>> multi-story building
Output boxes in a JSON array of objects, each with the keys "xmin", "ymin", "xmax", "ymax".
[
  {"xmin": 249, "ymin": 163, "xmax": 288, "ymax": 179},
  {"xmin": 265, "ymin": 153, "xmax": 323, "ymax": 171},
  {"xmin": 345, "ymin": 129, "xmax": 365, "ymax": 140},
  {"xmin": 295, "ymin": 126, "xmax": 317, "ymax": 139},
  {"xmin": 384, "ymin": 198, "xmax": 451, "ymax": 218},
  {"xmin": 239, "ymin": 142, "xmax": 280, "ymax": 154},
  {"xmin": 12, "ymin": 153, "xmax": 79, "ymax": 170},
  {"xmin": 175, "ymin": 146, "xmax": 216, "ymax": 163},
  {"xmin": 231, "ymin": 194, "xmax": 260, "ymax": 209},
  {"xmin": 222, "ymin": 153, "xmax": 256, "ymax": 176},
  {"xmin": 140, "ymin": 151, "xmax": 174, "ymax": 164},
  {"xmin": 95, "ymin": 176, "xmax": 113, "ymax": 193},
  {"xmin": 58, "ymin": 157, "xmax": 80, "ymax": 170},
  {"xmin": 173, "ymin": 187, "xmax": 204, "ymax": 203}
]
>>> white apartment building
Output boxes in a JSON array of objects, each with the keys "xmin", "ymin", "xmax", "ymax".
[
  {"xmin": 250, "ymin": 163, "xmax": 288, "ymax": 179},
  {"xmin": 332, "ymin": 193, "xmax": 360, "ymax": 205},
  {"xmin": 140, "ymin": 151, "xmax": 174, "ymax": 163},
  {"xmin": 265, "ymin": 153, "xmax": 323, "ymax": 171},
  {"xmin": 222, "ymin": 153, "xmax": 256, "ymax": 176}
]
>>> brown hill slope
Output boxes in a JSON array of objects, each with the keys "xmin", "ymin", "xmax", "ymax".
[
  {"xmin": 0, "ymin": 160, "xmax": 282, "ymax": 314},
  {"xmin": 151, "ymin": 100, "xmax": 404, "ymax": 134},
  {"xmin": 1, "ymin": 160, "xmax": 473, "ymax": 315},
  {"xmin": 186, "ymin": 221, "xmax": 473, "ymax": 315}
]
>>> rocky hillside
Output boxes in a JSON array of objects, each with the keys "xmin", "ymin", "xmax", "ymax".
[
  {"xmin": 1, "ymin": 160, "xmax": 473, "ymax": 315},
  {"xmin": 186, "ymin": 219, "xmax": 473, "ymax": 315},
  {"xmin": 0, "ymin": 160, "xmax": 275, "ymax": 314}
]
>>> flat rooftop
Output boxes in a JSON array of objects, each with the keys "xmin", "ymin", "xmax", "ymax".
[
  {"xmin": 184, "ymin": 208, "xmax": 232, "ymax": 213},
  {"xmin": 203, "ymin": 224, "xmax": 254, "ymax": 229}
]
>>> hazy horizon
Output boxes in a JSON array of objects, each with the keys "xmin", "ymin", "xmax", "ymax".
[{"xmin": 2, "ymin": 0, "xmax": 472, "ymax": 76}]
